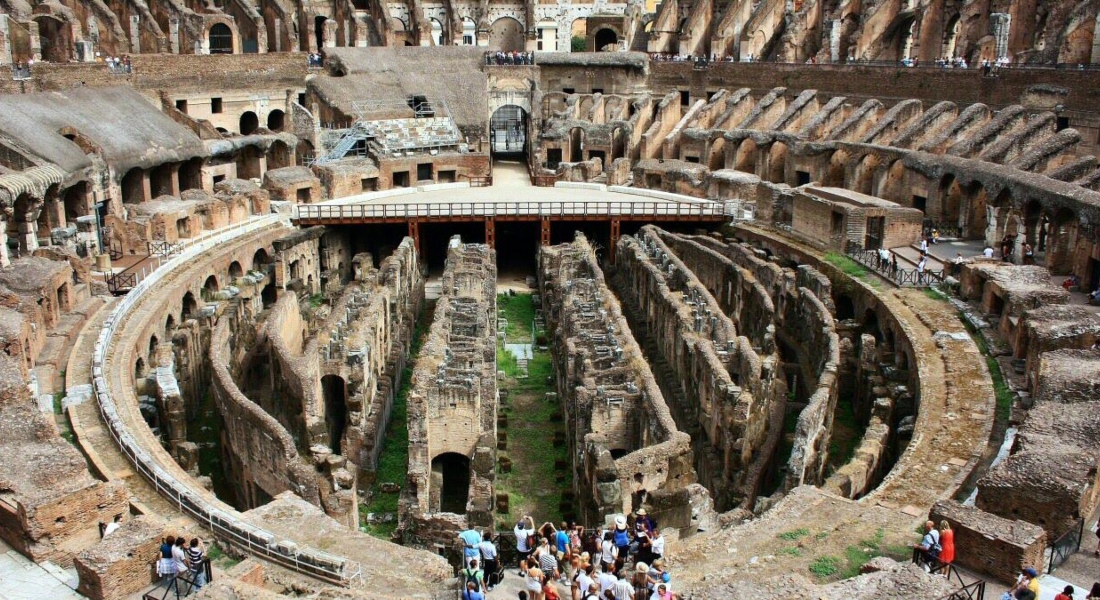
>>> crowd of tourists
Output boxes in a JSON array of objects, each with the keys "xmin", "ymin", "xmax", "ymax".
[
  {"xmin": 458, "ymin": 511, "xmax": 676, "ymax": 600},
  {"xmin": 307, "ymin": 53, "xmax": 324, "ymax": 68},
  {"xmin": 103, "ymin": 55, "xmax": 133, "ymax": 74},
  {"xmin": 155, "ymin": 534, "xmax": 208, "ymax": 595},
  {"xmin": 486, "ymin": 51, "xmax": 535, "ymax": 66}
]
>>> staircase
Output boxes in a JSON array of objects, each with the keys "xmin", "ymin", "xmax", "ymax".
[{"xmin": 317, "ymin": 123, "xmax": 372, "ymax": 164}]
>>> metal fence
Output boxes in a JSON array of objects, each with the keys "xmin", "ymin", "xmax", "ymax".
[
  {"xmin": 845, "ymin": 244, "xmax": 945, "ymax": 288},
  {"xmin": 91, "ymin": 215, "xmax": 363, "ymax": 586},
  {"xmin": 296, "ymin": 200, "xmax": 728, "ymax": 221},
  {"xmin": 912, "ymin": 548, "xmax": 987, "ymax": 600},
  {"xmin": 1047, "ymin": 518, "xmax": 1084, "ymax": 574},
  {"xmin": 923, "ymin": 220, "xmax": 963, "ymax": 240}
]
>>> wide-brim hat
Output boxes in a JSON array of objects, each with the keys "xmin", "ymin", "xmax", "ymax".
[
  {"xmin": 637, "ymin": 509, "xmax": 647, "ymax": 516},
  {"xmin": 614, "ymin": 516, "xmax": 627, "ymax": 528}
]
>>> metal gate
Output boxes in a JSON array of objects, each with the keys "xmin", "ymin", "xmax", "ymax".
[{"xmin": 490, "ymin": 105, "xmax": 527, "ymax": 154}]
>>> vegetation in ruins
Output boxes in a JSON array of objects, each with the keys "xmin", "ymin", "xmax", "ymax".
[
  {"xmin": 495, "ymin": 292, "xmax": 571, "ymax": 529},
  {"xmin": 359, "ymin": 301, "xmax": 435, "ymax": 539}
]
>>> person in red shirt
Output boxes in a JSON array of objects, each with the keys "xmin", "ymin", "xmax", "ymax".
[
  {"xmin": 939, "ymin": 520, "xmax": 955, "ymax": 566},
  {"xmin": 1057, "ymin": 584, "xmax": 1076, "ymax": 600}
]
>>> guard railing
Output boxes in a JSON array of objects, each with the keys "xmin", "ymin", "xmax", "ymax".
[{"xmin": 295, "ymin": 200, "xmax": 727, "ymax": 221}]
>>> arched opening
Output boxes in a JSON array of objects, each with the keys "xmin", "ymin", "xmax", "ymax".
[
  {"xmin": 429, "ymin": 18, "xmax": 444, "ymax": 46},
  {"xmin": 767, "ymin": 142, "xmax": 788, "ymax": 184},
  {"xmin": 853, "ymin": 154, "xmax": 879, "ymax": 196},
  {"xmin": 708, "ymin": 137, "xmax": 727, "ymax": 172},
  {"xmin": 134, "ymin": 357, "xmax": 146, "ymax": 380},
  {"xmin": 182, "ymin": 291, "xmax": 198, "ymax": 319},
  {"xmin": 834, "ymin": 294, "xmax": 856, "ymax": 321},
  {"xmin": 121, "ymin": 168, "xmax": 146, "ymax": 204},
  {"xmin": 148, "ymin": 335, "xmax": 159, "ymax": 366},
  {"xmin": 879, "ymin": 159, "xmax": 906, "ymax": 203},
  {"xmin": 968, "ymin": 185, "xmax": 990, "ymax": 240},
  {"xmin": 203, "ymin": 275, "xmax": 220, "ymax": 295},
  {"xmin": 610, "ymin": 127, "xmax": 626, "ymax": 162},
  {"xmin": 165, "ymin": 314, "xmax": 176, "ymax": 333},
  {"xmin": 179, "ymin": 158, "xmax": 203, "ymax": 192},
  {"xmin": 863, "ymin": 309, "xmax": 883, "ymax": 342},
  {"xmin": 594, "ymin": 28, "xmax": 618, "ymax": 51},
  {"xmin": 252, "ymin": 247, "xmax": 272, "ymax": 269},
  {"xmin": 267, "ymin": 140, "xmax": 292, "ymax": 169},
  {"xmin": 237, "ymin": 145, "xmax": 263, "ymax": 179},
  {"xmin": 266, "ymin": 109, "xmax": 285, "ymax": 132},
  {"xmin": 9, "ymin": 194, "xmax": 34, "ymax": 255},
  {"xmin": 461, "ymin": 17, "xmax": 476, "ymax": 46},
  {"xmin": 1023, "ymin": 200, "xmax": 1043, "ymax": 255},
  {"xmin": 734, "ymin": 139, "xmax": 758, "ymax": 175},
  {"xmin": 321, "ymin": 374, "xmax": 347, "ymax": 454},
  {"xmin": 63, "ymin": 182, "xmax": 88, "ymax": 223},
  {"xmin": 569, "ymin": 127, "xmax": 585, "ymax": 162},
  {"xmin": 209, "ymin": 23, "xmax": 234, "ymax": 54},
  {"xmin": 570, "ymin": 18, "xmax": 587, "ymax": 52},
  {"xmin": 228, "ymin": 261, "xmax": 244, "ymax": 280},
  {"xmin": 261, "ymin": 283, "xmax": 277, "ymax": 307},
  {"xmin": 942, "ymin": 14, "xmax": 961, "ymax": 59},
  {"xmin": 431, "ymin": 452, "xmax": 470, "ymax": 514},
  {"xmin": 1046, "ymin": 208, "xmax": 1078, "ymax": 275},
  {"xmin": 150, "ymin": 163, "xmax": 174, "ymax": 198},
  {"xmin": 296, "ymin": 140, "xmax": 315, "ymax": 166},
  {"xmin": 239, "ymin": 111, "xmax": 259, "ymax": 135},
  {"xmin": 489, "ymin": 105, "xmax": 528, "ymax": 156},
  {"xmin": 314, "ymin": 16, "xmax": 327, "ymax": 50},
  {"xmin": 33, "ymin": 16, "xmax": 73, "ymax": 63},
  {"xmin": 488, "ymin": 17, "xmax": 524, "ymax": 52}
]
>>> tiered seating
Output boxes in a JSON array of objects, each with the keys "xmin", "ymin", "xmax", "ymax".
[{"xmin": 365, "ymin": 117, "xmax": 461, "ymax": 153}]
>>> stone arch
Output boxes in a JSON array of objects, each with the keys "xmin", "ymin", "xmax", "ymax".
[
  {"xmin": 767, "ymin": 142, "xmax": 788, "ymax": 184},
  {"xmin": 1046, "ymin": 207, "xmax": 1078, "ymax": 275},
  {"xmin": 149, "ymin": 163, "xmax": 174, "ymax": 198},
  {"xmin": 36, "ymin": 184, "xmax": 60, "ymax": 238},
  {"xmin": 461, "ymin": 17, "xmax": 477, "ymax": 46},
  {"xmin": 852, "ymin": 154, "xmax": 879, "ymax": 196},
  {"xmin": 733, "ymin": 138, "xmax": 758, "ymax": 175},
  {"xmin": 267, "ymin": 109, "xmax": 285, "ymax": 132},
  {"xmin": 489, "ymin": 105, "xmax": 528, "ymax": 155},
  {"xmin": 708, "ymin": 137, "xmax": 727, "ymax": 172},
  {"xmin": 182, "ymin": 291, "xmax": 198, "ymax": 319},
  {"xmin": 611, "ymin": 127, "xmax": 627, "ymax": 161},
  {"xmin": 879, "ymin": 159, "xmax": 906, "ymax": 202},
  {"xmin": 1023, "ymin": 199, "xmax": 1043, "ymax": 248},
  {"xmin": 165, "ymin": 314, "xmax": 176, "ymax": 333},
  {"xmin": 228, "ymin": 260, "xmax": 244, "ymax": 280},
  {"xmin": 569, "ymin": 127, "xmax": 585, "ymax": 162},
  {"xmin": 942, "ymin": 12, "xmax": 962, "ymax": 59},
  {"xmin": 148, "ymin": 335, "xmax": 159, "ymax": 365},
  {"xmin": 134, "ymin": 357, "xmax": 146, "ymax": 380},
  {"xmin": 1058, "ymin": 5, "xmax": 1098, "ymax": 64},
  {"xmin": 208, "ymin": 22, "xmax": 236, "ymax": 54},
  {"xmin": 252, "ymin": 247, "xmax": 272, "ymax": 269},
  {"xmin": 594, "ymin": 28, "xmax": 618, "ymax": 52},
  {"xmin": 823, "ymin": 149, "xmax": 848, "ymax": 187},
  {"xmin": 267, "ymin": 139, "xmax": 292, "ymax": 169},
  {"xmin": 488, "ymin": 17, "xmax": 524, "ymax": 52},
  {"xmin": 570, "ymin": 18, "xmax": 588, "ymax": 52},
  {"xmin": 968, "ymin": 184, "xmax": 991, "ymax": 240},
  {"xmin": 431, "ymin": 452, "xmax": 470, "ymax": 514},
  {"xmin": 239, "ymin": 111, "xmax": 259, "ymax": 135},
  {"xmin": 203, "ymin": 275, "xmax": 220, "ymax": 296},
  {"xmin": 62, "ymin": 182, "xmax": 88, "ymax": 223},
  {"xmin": 429, "ymin": 18, "xmax": 444, "ymax": 46},
  {"xmin": 296, "ymin": 140, "xmax": 315, "ymax": 166}
]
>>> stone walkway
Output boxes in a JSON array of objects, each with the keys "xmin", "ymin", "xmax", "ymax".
[
  {"xmin": 491, "ymin": 157, "xmax": 532, "ymax": 188},
  {"xmin": 0, "ymin": 539, "xmax": 83, "ymax": 600}
]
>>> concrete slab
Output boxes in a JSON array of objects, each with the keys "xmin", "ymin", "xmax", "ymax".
[{"xmin": 0, "ymin": 541, "xmax": 84, "ymax": 600}]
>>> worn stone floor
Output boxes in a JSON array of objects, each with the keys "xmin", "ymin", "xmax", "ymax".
[{"xmin": 0, "ymin": 539, "xmax": 83, "ymax": 600}]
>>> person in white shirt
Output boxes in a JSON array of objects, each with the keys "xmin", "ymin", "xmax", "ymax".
[
  {"xmin": 649, "ymin": 530, "xmax": 665, "ymax": 562},
  {"xmin": 103, "ymin": 515, "xmax": 122, "ymax": 537},
  {"xmin": 597, "ymin": 563, "xmax": 618, "ymax": 596},
  {"xmin": 514, "ymin": 516, "xmax": 534, "ymax": 574},
  {"xmin": 600, "ymin": 532, "xmax": 617, "ymax": 567},
  {"xmin": 983, "ymin": 246, "xmax": 994, "ymax": 258}
]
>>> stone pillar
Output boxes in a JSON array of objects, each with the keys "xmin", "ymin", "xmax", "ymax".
[
  {"xmin": 169, "ymin": 164, "xmax": 181, "ymax": 197},
  {"xmin": 169, "ymin": 17, "xmax": 179, "ymax": 54},
  {"xmin": 828, "ymin": 19, "xmax": 841, "ymax": 62},
  {"xmin": 0, "ymin": 215, "xmax": 11, "ymax": 268},
  {"xmin": 274, "ymin": 18, "xmax": 282, "ymax": 52},
  {"xmin": 28, "ymin": 20, "xmax": 41, "ymax": 61},
  {"xmin": 129, "ymin": 15, "xmax": 141, "ymax": 54},
  {"xmin": 990, "ymin": 13, "xmax": 1010, "ymax": 59},
  {"xmin": 324, "ymin": 19, "xmax": 337, "ymax": 48}
]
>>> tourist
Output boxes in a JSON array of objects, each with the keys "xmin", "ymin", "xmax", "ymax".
[
  {"xmin": 635, "ymin": 509, "xmax": 655, "ymax": 536},
  {"xmin": 463, "ymin": 580, "xmax": 485, "ymax": 600},
  {"xmin": 463, "ymin": 558, "xmax": 486, "ymax": 593},
  {"xmin": 459, "ymin": 527, "xmax": 483, "ymax": 568},
  {"xmin": 573, "ymin": 563, "xmax": 596, "ymax": 600},
  {"xmin": 597, "ymin": 562, "xmax": 618, "ymax": 596},
  {"xmin": 938, "ymin": 521, "xmax": 954, "ymax": 571},
  {"xmin": 1009, "ymin": 567, "xmax": 1040, "ymax": 600},
  {"xmin": 556, "ymin": 521, "xmax": 572, "ymax": 558},
  {"xmin": 1058, "ymin": 585, "xmax": 1077, "ymax": 600},
  {"xmin": 983, "ymin": 245, "xmax": 995, "ymax": 258},
  {"xmin": 1089, "ymin": 287, "xmax": 1100, "ymax": 305},
  {"xmin": 539, "ymin": 537, "xmax": 561, "ymax": 580},
  {"xmin": 650, "ymin": 583, "xmax": 673, "ymax": 600},
  {"xmin": 157, "ymin": 535, "xmax": 176, "ymax": 587},
  {"xmin": 649, "ymin": 531, "xmax": 665, "ymax": 565},
  {"xmin": 919, "ymin": 237, "xmax": 928, "ymax": 254},
  {"xmin": 1023, "ymin": 242, "xmax": 1034, "ymax": 265},
  {"xmin": 103, "ymin": 514, "xmax": 123, "ymax": 537},
  {"xmin": 187, "ymin": 538, "xmax": 206, "ymax": 592},
  {"xmin": 631, "ymin": 562, "xmax": 650, "ymax": 598},
  {"xmin": 171, "ymin": 536, "xmax": 189, "ymax": 588},
  {"xmin": 931, "ymin": 229, "xmax": 940, "ymax": 244},
  {"xmin": 516, "ymin": 515, "xmax": 535, "ymax": 573},
  {"xmin": 1086, "ymin": 582, "xmax": 1100, "ymax": 599},
  {"xmin": 544, "ymin": 575, "xmax": 563, "ymax": 600},
  {"xmin": 612, "ymin": 568, "xmax": 634, "ymax": 600},
  {"xmin": 917, "ymin": 254, "xmax": 928, "ymax": 284},
  {"xmin": 612, "ymin": 516, "xmax": 632, "ymax": 559},
  {"xmin": 891, "ymin": 253, "xmax": 899, "ymax": 276},
  {"xmin": 526, "ymin": 563, "xmax": 546, "ymax": 600},
  {"xmin": 569, "ymin": 523, "xmax": 584, "ymax": 555},
  {"xmin": 913, "ymin": 520, "xmax": 941, "ymax": 570},
  {"xmin": 582, "ymin": 582, "xmax": 601, "ymax": 600},
  {"xmin": 600, "ymin": 531, "xmax": 618, "ymax": 568},
  {"xmin": 479, "ymin": 531, "xmax": 499, "ymax": 590}
]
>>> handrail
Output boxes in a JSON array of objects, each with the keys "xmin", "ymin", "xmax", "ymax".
[
  {"xmin": 91, "ymin": 215, "xmax": 363, "ymax": 586},
  {"xmin": 1047, "ymin": 518, "xmax": 1084, "ymax": 574},
  {"xmin": 912, "ymin": 548, "xmax": 987, "ymax": 600},
  {"xmin": 845, "ymin": 243, "xmax": 945, "ymax": 288},
  {"xmin": 294, "ymin": 200, "xmax": 727, "ymax": 221}
]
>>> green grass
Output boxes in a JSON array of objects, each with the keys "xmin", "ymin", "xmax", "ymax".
[
  {"xmin": 359, "ymin": 302, "xmax": 434, "ymax": 539},
  {"xmin": 923, "ymin": 286, "xmax": 948, "ymax": 301},
  {"xmin": 308, "ymin": 293, "xmax": 324, "ymax": 308},
  {"xmin": 808, "ymin": 528, "xmax": 911, "ymax": 581},
  {"xmin": 497, "ymin": 293, "xmax": 538, "ymax": 342},
  {"xmin": 809, "ymin": 556, "xmax": 840, "ymax": 578},
  {"xmin": 778, "ymin": 527, "xmax": 810, "ymax": 541},
  {"xmin": 824, "ymin": 252, "xmax": 884, "ymax": 289},
  {"xmin": 778, "ymin": 546, "xmax": 804, "ymax": 557},
  {"xmin": 52, "ymin": 392, "xmax": 63, "ymax": 415},
  {"xmin": 205, "ymin": 543, "xmax": 240, "ymax": 570},
  {"xmin": 964, "ymin": 322, "xmax": 1013, "ymax": 426},
  {"xmin": 827, "ymin": 393, "xmax": 862, "ymax": 473}
]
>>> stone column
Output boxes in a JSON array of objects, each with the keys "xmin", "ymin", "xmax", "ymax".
[
  {"xmin": 169, "ymin": 17, "xmax": 179, "ymax": 54},
  {"xmin": 129, "ymin": 15, "xmax": 141, "ymax": 54},
  {"xmin": 990, "ymin": 13, "xmax": 1010, "ymax": 59},
  {"xmin": 274, "ymin": 18, "xmax": 282, "ymax": 52},
  {"xmin": 28, "ymin": 20, "xmax": 41, "ymax": 61}
]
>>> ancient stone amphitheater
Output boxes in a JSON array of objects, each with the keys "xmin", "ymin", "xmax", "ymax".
[{"xmin": 2, "ymin": 1, "xmax": 1100, "ymax": 598}]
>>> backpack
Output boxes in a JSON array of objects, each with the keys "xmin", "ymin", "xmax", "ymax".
[
  {"xmin": 613, "ymin": 528, "xmax": 630, "ymax": 547},
  {"xmin": 925, "ymin": 531, "xmax": 942, "ymax": 557},
  {"xmin": 462, "ymin": 568, "xmax": 480, "ymax": 589}
]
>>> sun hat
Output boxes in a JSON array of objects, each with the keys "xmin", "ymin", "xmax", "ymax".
[
  {"xmin": 614, "ymin": 515, "xmax": 627, "ymax": 528},
  {"xmin": 637, "ymin": 509, "xmax": 647, "ymax": 516},
  {"xmin": 1024, "ymin": 567, "xmax": 1038, "ymax": 577}
]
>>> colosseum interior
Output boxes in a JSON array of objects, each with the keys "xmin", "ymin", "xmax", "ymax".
[{"xmin": 4, "ymin": 0, "xmax": 1100, "ymax": 598}]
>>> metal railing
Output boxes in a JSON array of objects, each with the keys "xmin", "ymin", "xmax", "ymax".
[
  {"xmin": 1047, "ymin": 518, "xmax": 1084, "ymax": 574},
  {"xmin": 142, "ymin": 560, "xmax": 212, "ymax": 600},
  {"xmin": 148, "ymin": 240, "xmax": 184, "ymax": 258},
  {"xmin": 91, "ymin": 215, "xmax": 362, "ymax": 586},
  {"xmin": 295, "ymin": 200, "xmax": 727, "ymax": 221},
  {"xmin": 912, "ymin": 548, "xmax": 986, "ymax": 600},
  {"xmin": 845, "ymin": 244, "xmax": 945, "ymax": 288},
  {"xmin": 923, "ymin": 220, "xmax": 963, "ymax": 240}
]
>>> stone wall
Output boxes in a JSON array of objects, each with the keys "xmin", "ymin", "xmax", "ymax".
[
  {"xmin": 75, "ymin": 516, "xmax": 164, "ymax": 600},
  {"xmin": 401, "ymin": 236, "xmax": 497, "ymax": 551},
  {"xmin": 930, "ymin": 500, "xmax": 1046, "ymax": 583},
  {"xmin": 540, "ymin": 233, "xmax": 695, "ymax": 527},
  {"xmin": 614, "ymin": 225, "xmax": 785, "ymax": 511}
]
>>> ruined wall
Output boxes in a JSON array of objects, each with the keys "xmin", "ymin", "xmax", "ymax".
[
  {"xmin": 930, "ymin": 500, "xmax": 1046, "ymax": 584},
  {"xmin": 401, "ymin": 237, "xmax": 497, "ymax": 551},
  {"xmin": 614, "ymin": 226, "xmax": 784, "ymax": 511},
  {"xmin": 540, "ymin": 233, "xmax": 694, "ymax": 526},
  {"xmin": 75, "ymin": 517, "xmax": 164, "ymax": 600}
]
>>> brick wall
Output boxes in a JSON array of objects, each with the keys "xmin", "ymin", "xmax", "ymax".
[
  {"xmin": 75, "ymin": 516, "xmax": 164, "ymax": 600},
  {"xmin": 930, "ymin": 500, "xmax": 1046, "ymax": 583}
]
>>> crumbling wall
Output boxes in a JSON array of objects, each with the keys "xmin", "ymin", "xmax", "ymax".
[
  {"xmin": 75, "ymin": 516, "xmax": 164, "ymax": 600},
  {"xmin": 930, "ymin": 500, "xmax": 1046, "ymax": 584},
  {"xmin": 540, "ymin": 233, "xmax": 695, "ymax": 526},
  {"xmin": 614, "ymin": 226, "xmax": 785, "ymax": 511},
  {"xmin": 401, "ymin": 237, "xmax": 497, "ymax": 552}
]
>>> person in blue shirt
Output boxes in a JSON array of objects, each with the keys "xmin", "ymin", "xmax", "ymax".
[
  {"xmin": 461, "ymin": 580, "xmax": 484, "ymax": 600},
  {"xmin": 554, "ymin": 521, "xmax": 571, "ymax": 556},
  {"xmin": 458, "ymin": 528, "xmax": 482, "ymax": 568}
]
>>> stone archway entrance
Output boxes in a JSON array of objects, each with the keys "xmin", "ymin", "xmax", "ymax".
[{"xmin": 490, "ymin": 105, "xmax": 528, "ymax": 155}]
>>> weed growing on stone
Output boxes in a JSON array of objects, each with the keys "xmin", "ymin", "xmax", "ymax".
[
  {"xmin": 778, "ymin": 528, "xmax": 810, "ymax": 541},
  {"xmin": 809, "ymin": 555, "xmax": 840, "ymax": 577}
]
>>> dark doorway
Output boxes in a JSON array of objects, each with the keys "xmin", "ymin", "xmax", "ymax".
[
  {"xmin": 490, "ymin": 105, "xmax": 528, "ymax": 155},
  {"xmin": 209, "ymin": 24, "xmax": 233, "ymax": 54},
  {"xmin": 417, "ymin": 163, "xmax": 433, "ymax": 182},
  {"xmin": 864, "ymin": 216, "xmax": 885, "ymax": 250},
  {"xmin": 267, "ymin": 109, "xmax": 285, "ymax": 131},
  {"xmin": 239, "ymin": 112, "xmax": 259, "ymax": 135},
  {"xmin": 547, "ymin": 148, "xmax": 563, "ymax": 169},
  {"xmin": 432, "ymin": 453, "xmax": 470, "ymax": 514},
  {"xmin": 393, "ymin": 171, "xmax": 410, "ymax": 187},
  {"xmin": 314, "ymin": 16, "xmax": 327, "ymax": 50},
  {"xmin": 912, "ymin": 195, "xmax": 928, "ymax": 213},
  {"xmin": 796, "ymin": 171, "xmax": 811, "ymax": 186},
  {"xmin": 594, "ymin": 28, "xmax": 618, "ymax": 51},
  {"xmin": 322, "ymin": 375, "xmax": 347, "ymax": 454}
]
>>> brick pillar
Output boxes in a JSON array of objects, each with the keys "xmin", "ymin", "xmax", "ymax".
[
  {"xmin": 540, "ymin": 217, "xmax": 551, "ymax": 246},
  {"xmin": 169, "ymin": 17, "xmax": 179, "ymax": 54},
  {"xmin": 485, "ymin": 217, "xmax": 495, "ymax": 248},
  {"xmin": 609, "ymin": 218, "xmax": 621, "ymax": 263},
  {"xmin": 408, "ymin": 220, "xmax": 420, "ymax": 254},
  {"xmin": 28, "ymin": 19, "xmax": 41, "ymax": 61},
  {"xmin": 169, "ymin": 164, "xmax": 181, "ymax": 197},
  {"xmin": 274, "ymin": 18, "xmax": 282, "ymax": 52},
  {"xmin": 324, "ymin": 19, "xmax": 337, "ymax": 49}
]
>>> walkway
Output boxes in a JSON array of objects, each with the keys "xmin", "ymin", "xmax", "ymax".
[
  {"xmin": 491, "ymin": 157, "xmax": 531, "ymax": 188},
  {"xmin": 0, "ymin": 538, "xmax": 83, "ymax": 600}
]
